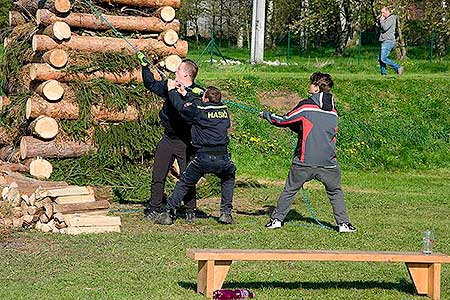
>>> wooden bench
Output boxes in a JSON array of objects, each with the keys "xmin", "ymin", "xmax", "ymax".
[{"xmin": 187, "ymin": 249, "xmax": 450, "ymax": 299}]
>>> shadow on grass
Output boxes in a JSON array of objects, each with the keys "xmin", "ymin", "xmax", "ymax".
[
  {"xmin": 179, "ymin": 278, "xmax": 415, "ymax": 294},
  {"xmin": 235, "ymin": 207, "xmax": 336, "ymax": 229}
]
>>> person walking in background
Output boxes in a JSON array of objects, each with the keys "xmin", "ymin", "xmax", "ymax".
[
  {"xmin": 378, "ymin": 6, "xmax": 404, "ymax": 76},
  {"xmin": 260, "ymin": 72, "xmax": 356, "ymax": 233},
  {"xmin": 138, "ymin": 52, "xmax": 204, "ymax": 223}
]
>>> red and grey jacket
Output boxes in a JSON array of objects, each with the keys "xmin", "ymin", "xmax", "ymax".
[{"xmin": 262, "ymin": 92, "xmax": 338, "ymax": 167}]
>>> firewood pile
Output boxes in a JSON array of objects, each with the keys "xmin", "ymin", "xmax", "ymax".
[
  {"xmin": 0, "ymin": 171, "xmax": 120, "ymax": 234},
  {"xmin": 0, "ymin": 0, "xmax": 187, "ymax": 232}
]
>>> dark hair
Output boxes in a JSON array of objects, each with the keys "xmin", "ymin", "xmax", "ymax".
[
  {"xmin": 181, "ymin": 59, "xmax": 198, "ymax": 80},
  {"xmin": 204, "ymin": 86, "xmax": 222, "ymax": 103},
  {"xmin": 310, "ymin": 72, "xmax": 334, "ymax": 92}
]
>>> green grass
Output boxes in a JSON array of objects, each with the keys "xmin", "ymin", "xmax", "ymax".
[{"xmin": 0, "ymin": 169, "xmax": 449, "ymax": 300}]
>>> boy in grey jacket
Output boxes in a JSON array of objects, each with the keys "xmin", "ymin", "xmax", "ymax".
[
  {"xmin": 260, "ymin": 72, "xmax": 356, "ymax": 233},
  {"xmin": 378, "ymin": 7, "xmax": 404, "ymax": 76}
]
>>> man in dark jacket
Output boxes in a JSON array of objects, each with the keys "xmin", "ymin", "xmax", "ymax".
[
  {"xmin": 155, "ymin": 85, "xmax": 236, "ymax": 225},
  {"xmin": 260, "ymin": 72, "xmax": 356, "ymax": 233},
  {"xmin": 138, "ymin": 53, "xmax": 204, "ymax": 223}
]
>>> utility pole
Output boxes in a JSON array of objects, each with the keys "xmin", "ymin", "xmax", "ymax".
[{"xmin": 250, "ymin": 0, "xmax": 266, "ymax": 64}]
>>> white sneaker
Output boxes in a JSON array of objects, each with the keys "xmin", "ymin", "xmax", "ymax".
[
  {"xmin": 265, "ymin": 218, "xmax": 283, "ymax": 229},
  {"xmin": 338, "ymin": 222, "xmax": 356, "ymax": 233}
]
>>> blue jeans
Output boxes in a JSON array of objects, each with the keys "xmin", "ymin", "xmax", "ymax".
[
  {"xmin": 168, "ymin": 153, "xmax": 236, "ymax": 214},
  {"xmin": 379, "ymin": 41, "xmax": 400, "ymax": 75}
]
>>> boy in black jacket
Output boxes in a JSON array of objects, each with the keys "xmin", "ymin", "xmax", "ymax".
[{"xmin": 156, "ymin": 84, "xmax": 236, "ymax": 225}]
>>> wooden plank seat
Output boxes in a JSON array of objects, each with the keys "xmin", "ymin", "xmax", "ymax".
[{"xmin": 187, "ymin": 249, "xmax": 450, "ymax": 299}]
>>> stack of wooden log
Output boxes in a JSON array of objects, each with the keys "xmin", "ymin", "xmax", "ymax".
[{"xmin": 0, "ymin": 171, "xmax": 120, "ymax": 234}]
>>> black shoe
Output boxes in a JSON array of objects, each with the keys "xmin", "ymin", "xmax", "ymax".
[
  {"xmin": 143, "ymin": 210, "xmax": 161, "ymax": 222},
  {"xmin": 218, "ymin": 213, "xmax": 234, "ymax": 224},
  {"xmin": 154, "ymin": 211, "xmax": 174, "ymax": 225},
  {"xmin": 185, "ymin": 210, "xmax": 196, "ymax": 223}
]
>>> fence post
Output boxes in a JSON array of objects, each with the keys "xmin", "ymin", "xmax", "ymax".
[
  {"xmin": 287, "ymin": 31, "xmax": 291, "ymax": 64},
  {"xmin": 429, "ymin": 30, "xmax": 434, "ymax": 63},
  {"xmin": 357, "ymin": 31, "xmax": 362, "ymax": 65}
]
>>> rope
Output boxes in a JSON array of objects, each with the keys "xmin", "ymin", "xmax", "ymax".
[
  {"xmin": 223, "ymin": 99, "xmax": 334, "ymax": 230},
  {"xmin": 80, "ymin": 0, "xmax": 167, "ymax": 79}
]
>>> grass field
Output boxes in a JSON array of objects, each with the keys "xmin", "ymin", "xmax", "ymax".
[
  {"xmin": 1, "ymin": 43, "xmax": 450, "ymax": 299},
  {"xmin": 0, "ymin": 169, "xmax": 449, "ymax": 300}
]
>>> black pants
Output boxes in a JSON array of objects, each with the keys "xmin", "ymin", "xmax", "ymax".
[
  {"xmin": 168, "ymin": 153, "xmax": 236, "ymax": 214},
  {"xmin": 146, "ymin": 135, "xmax": 196, "ymax": 213}
]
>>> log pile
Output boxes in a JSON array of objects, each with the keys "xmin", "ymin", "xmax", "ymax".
[
  {"xmin": 0, "ymin": 171, "xmax": 120, "ymax": 234},
  {"xmin": 1, "ymin": 0, "xmax": 187, "ymax": 231}
]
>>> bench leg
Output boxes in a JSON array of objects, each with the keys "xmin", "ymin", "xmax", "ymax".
[
  {"xmin": 406, "ymin": 262, "xmax": 441, "ymax": 300},
  {"xmin": 197, "ymin": 260, "xmax": 232, "ymax": 298}
]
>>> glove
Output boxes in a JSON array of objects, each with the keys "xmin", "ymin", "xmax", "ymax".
[{"xmin": 137, "ymin": 51, "xmax": 148, "ymax": 67}]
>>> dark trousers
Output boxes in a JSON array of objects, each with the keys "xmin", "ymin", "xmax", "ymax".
[
  {"xmin": 168, "ymin": 153, "xmax": 236, "ymax": 214},
  {"xmin": 271, "ymin": 157, "xmax": 350, "ymax": 224},
  {"xmin": 146, "ymin": 135, "xmax": 196, "ymax": 213}
]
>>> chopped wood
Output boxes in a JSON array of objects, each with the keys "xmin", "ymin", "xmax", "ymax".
[
  {"xmin": 63, "ymin": 225, "xmax": 120, "ymax": 235},
  {"xmin": 29, "ymin": 158, "xmax": 53, "ymax": 179},
  {"xmin": 40, "ymin": 186, "xmax": 91, "ymax": 198},
  {"xmin": 64, "ymin": 209, "xmax": 109, "ymax": 216},
  {"xmin": 154, "ymin": 6, "xmax": 176, "ymax": 22},
  {"xmin": 35, "ymin": 80, "xmax": 65, "ymax": 101},
  {"xmin": 20, "ymin": 136, "xmax": 97, "ymax": 159},
  {"xmin": 39, "ymin": 213, "xmax": 49, "ymax": 223},
  {"xmin": 54, "ymin": 200, "xmax": 110, "ymax": 214},
  {"xmin": 0, "ymin": 172, "xmax": 68, "ymax": 196},
  {"xmin": 29, "ymin": 63, "xmax": 162, "ymax": 83},
  {"xmin": 44, "ymin": 202, "xmax": 54, "ymax": 218},
  {"xmin": 63, "ymin": 214, "xmax": 121, "ymax": 227},
  {"xmin": 0, "ymin": 161, "xmax": 29, "ymax": 173},
  {"xmin": 55, "ymin": 193, "xmax": 95, "ymax": 204},
  {"xmin": 43, "ymin": 21, "xmax": 71, "ymax": 41},
  {"xmin": 28, "ymin": 116, "xmax": 59, "ymax": 140},
  {"xmin": 32, "ymin": 35, "xmax": 188, "ymax": 57},
  {"xmin": 37, "ymin": 9, "xmax": 180, "ymax": 33},
  {"xmin": 42, "ymin": 49, "xmax": 69, "ymax": 69},
  {"xmin": 0, "ymin": 146, "xmax": 20, "ymax": 163},
  {"xmin": 9, "ymin": 11, "xmax": 26, "ymax": 26},
  {"xmin": 97, "ymin": 0, "xmax": 181, "ymax": 8},
  {"xmin": 12, "ymin": 217, "xmax": 24, "ymax": 228}
]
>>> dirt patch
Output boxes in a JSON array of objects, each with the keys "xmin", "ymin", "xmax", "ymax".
[{"xmin": 258, "ymin": 90, "xmax": 304, "ymax": 112}]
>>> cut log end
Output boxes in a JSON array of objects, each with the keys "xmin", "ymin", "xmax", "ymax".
[
  {"xmin": 29, "ymin": 158, "xmax": 53, "ymax": 179},
  {"xmin": 46, "ymin": 22, "xmax": 71, "ymax": 41},
  {"xmin": 42, "ymin": 49, "xmax": 69, "ymax": 69},
  {"xmin": 157, "ymin": 6, "xmax": 176, "ymax": 22},
  {"xmin": 54, "ymin": 0, "xmax": 71, "ymax": 13},
  {"xmin": 36, "ymin": 80, "xmax": 65, "ymax": 101},
  {"xmin": 26, "ymin": 98, "xmax": 32, "ymax": 119},
  {"xmin": 29, "ymin": 116, "xmax": 59, "ymax": 140},
  {"xmin": 161, "ymin": 29, "xmax": 178, "ymax": 46},
  {"xmin": 164, "ymin": 54, "xmax": 182, "ymax": 72}
]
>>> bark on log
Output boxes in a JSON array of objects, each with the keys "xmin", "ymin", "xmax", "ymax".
[
  {"xmin": 42, "ymin": 49, "xmax": 69, "ymax": 68},
  {"xmin": 9, "ymin": 11, "xmax": 26, "ymax": 26},
  {"xmin": 43, "ymin": 21, "xmax": 71, "ymax": 41},
  {"xmin": 14, "ymin": 0, "xmax": 71, "ymax": 15},
  {"xmin": 28, "ymin": 158, "xmax": 53, "ymax": 179},
  {"xmin": 97, "ymin": 0, "xmax": 180, "ymax": 8},
  {"xmin": 154, "ymin": 6, "xmax": 175, "ymax": 22},
  {"xmin": 28, "ymin": 115, "xmax": 59, "ymax": 139},
  {"xmin": 26, "ymin": 93, "xmax": 149, "ymax": 122},
  {"xmin": 35, "ymin": 80, "xmax": 65, "ymax": 101},
  {"xmin": 0, "ymin": 146, "xmax": 21, "ymax": 163},
  {"xmin": 159, "ymin": 29, "xmax": 178, "ymax": 46},
  {"xmin": 162, "ymin": 54, "xmax": 181, "ymax": 72},
  {"xmin": 32, "ymin": 34, "xmax": 188, "ymax": 57},
  {"xmin": 37, "ymin": 9, "xmax": 180, "ymax": 33},
  {"xmin": 29, "ymin": 63, "xmax": 162, "ymax": 83},
  {"xmin": 20, "ymin": 136, "xmax": 97, "ymax": 159},
  {"xmin": 0, "ymin": 162, "xmax": 29, "ymax": 173},
  {"xmin": 0, "ymin": 96, "xmax": 11, "ymax": 111}
]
